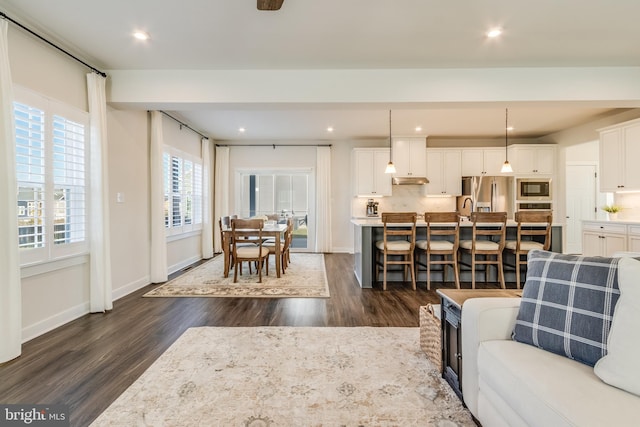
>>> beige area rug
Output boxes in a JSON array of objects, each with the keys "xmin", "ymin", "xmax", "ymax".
[
  {"xmin": 90, "ymin": 327, "xmax": 474, "ymax": 427},
  {"xmin": 143, "ymin": 253, "xmax": 329, "ymax": 298}
]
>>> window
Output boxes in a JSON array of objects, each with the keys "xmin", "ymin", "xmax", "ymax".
[
  {"xmin": 239, "ymin": 170, "xmax": 311, "ymax": 249},
  {"xmin": 163, "ymin": 148, "xmax": 203, "ymax": 236},
  {"xmin": 14, "ymin": 88, "xmax": 88, "ymax": 265}
]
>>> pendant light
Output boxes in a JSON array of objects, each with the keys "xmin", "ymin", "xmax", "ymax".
[
  {"xmin": 385, "ymin": 109, "xmax": 396, "ymax": 174},
  {"xmin": 500, "ymin": 108, "xmax": 513, "ymax": 173}
]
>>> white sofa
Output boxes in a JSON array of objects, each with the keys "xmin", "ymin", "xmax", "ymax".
[{"xmin": 461, "ymin": 297, "xmax": 640, "ymax": 427}]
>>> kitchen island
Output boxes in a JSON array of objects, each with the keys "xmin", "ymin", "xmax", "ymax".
[{"xmin": 352, "ymin": 217, "xmax": 563, "ymax": 288}]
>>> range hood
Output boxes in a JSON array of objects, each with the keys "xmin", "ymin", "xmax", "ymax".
[{"xmin": 392, "ymin": 176, "xmax": 429, "ymax": 185}]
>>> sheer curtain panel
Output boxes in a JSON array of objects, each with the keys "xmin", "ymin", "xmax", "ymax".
[
  {"xmin": 87, "ymin": 73, "xmax": 113, "ymax": 312},
  {"xmin": 0, "ymin": 19, "xmax": 23, "ymax": 362},
  {"xmin": 213, "ymin": 146, "xmax": 230, "ymax": 253},
  {"xmin": 150, "ymin": 111, "xmax": 168, "ymax": 282},
  {"xmin": 201, "ymin": 138, "xmax": 214, "ymax": 259},
  {"xmin": 315, "ymin": 146, "xmax": 332, "ymax": 252}
]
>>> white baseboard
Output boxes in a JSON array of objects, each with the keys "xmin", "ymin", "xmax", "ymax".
[
  {"xmin": 168, "ymin": 255, "xmax": 202, "ymax": 275},
  {"xmin": 331, "ymin": 246, "xmax": 353, "ymax": 254},
  {"xmin": 112, "ymin": 275, "xmax": 151, "ymax": 301},
  {"xmin": 22, "ymin": 301, "xmax": 90, "ymax": 343}
]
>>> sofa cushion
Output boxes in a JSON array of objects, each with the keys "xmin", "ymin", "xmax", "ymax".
[
  {"xmin": 478, "ymin": 340, "xmax": 640, "ymax": 427},
  {"xmin": 594, "ymin": 257, "xmax": 640, "ymax": 396},
  {"xmin": 512, "ymin": 250, "xmax": 620, "ymax": 366}
]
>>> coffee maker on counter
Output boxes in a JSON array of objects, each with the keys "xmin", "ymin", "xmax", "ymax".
[{"xmin": 366, "ymin": 198, "xmax": 379, "ymax": 217}]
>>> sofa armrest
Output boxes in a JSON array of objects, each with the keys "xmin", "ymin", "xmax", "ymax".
[{"xmin": 460, "ymin": 297, "xmax": 522, "ymax": 418}]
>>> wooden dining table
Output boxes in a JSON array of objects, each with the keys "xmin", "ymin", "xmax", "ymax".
[{"xmin": 221, "ymin": 223, "xmax": 288, "ymax": 278}]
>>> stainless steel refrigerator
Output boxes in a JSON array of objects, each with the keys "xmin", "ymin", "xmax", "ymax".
[{"xmin": 458, "ymin": 176, "xmax": 514, "ymax": 217}]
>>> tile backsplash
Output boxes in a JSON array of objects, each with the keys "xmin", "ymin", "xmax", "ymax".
[
  {"xmin": 614, "ymin": 193, "xmax": 640, "ymax": 220},
  {"xmin": 351, "ymin": 185, "xmax": 456, "ymax": 217}
]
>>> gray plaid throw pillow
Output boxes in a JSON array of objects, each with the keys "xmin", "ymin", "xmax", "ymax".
[{"xmin": 512, "ymin": 250, "xmax": 621, "ymax": 366}]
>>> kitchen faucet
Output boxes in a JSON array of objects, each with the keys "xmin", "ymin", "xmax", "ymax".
[{"xmin": 463, "ymin": 197, "xmax": 474, "ymax": 213}]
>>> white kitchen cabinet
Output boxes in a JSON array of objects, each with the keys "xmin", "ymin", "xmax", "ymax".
[
  {"xmin": 353, "ymin": 148, "xmax": 392, "ymax": 197},
  {"xmin": 426, "ymin": 149, "xmax": 462, "ymax": 195},
  {"xmin": 599, "ymin": 119, "xmax": 640, "ymax": 192},
  {"xmin": 392, "ymin": 138, "xmax": 427, "ymax": 177},
  {"xmin": 581, "ymin": 221, "xmax": 627, "ymax": 257},
  {"xmin": 461, "ymin": 148, "xmax": 506, "ymax": 176},
  {"xmin": 511, "ymin": 145, "xmax": 556, "ymax": 175},
  {"xmin": 628, "ymin": 226, "xmax": 640, "ymax": 252}
]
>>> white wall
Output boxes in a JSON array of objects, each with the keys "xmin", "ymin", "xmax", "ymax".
[
  {"xmin": 107, "ymin": 108, "xmax": 151, "ymax": 299},
  {"xmin": 6, "ymin": 25, "xmax": 204, "ymax": 341}
]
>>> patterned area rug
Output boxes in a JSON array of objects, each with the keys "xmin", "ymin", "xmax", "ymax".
[
  {"xmin": 143, "ymin": 253, "xmax": 329, "ymax": 298},
  {"xmin": 90, "ymin": 327, "xmax": 474, "ymax": 426}
]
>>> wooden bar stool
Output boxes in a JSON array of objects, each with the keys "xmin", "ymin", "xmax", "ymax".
[
  {"xmin": 375, "ymin": 212, "xmax": 417, "ymax": 290},
  {"xmin": 504, "ymin": 211, "xmax": 552, "ymax": 288},
  {"xmin": 415, "ymin": 212, "xmax": 460, "ymax": 290},
  {"xmin": 458, "ymin": 212, "xmax": 507, "ymax": 289}
]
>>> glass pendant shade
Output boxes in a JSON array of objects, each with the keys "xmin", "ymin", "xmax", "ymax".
[
  {"xmin": 500, "ymin": 160, "xmax": 513, "ymax": 173},
  {"xmin": 385, "ymin": 161, "xmax": 396, "ymax": 174}
]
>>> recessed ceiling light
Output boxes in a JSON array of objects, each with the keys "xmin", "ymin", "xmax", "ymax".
[
  {"xmin": 415, "ymin": 126, "xmax": 422, "ymax": 132},
  {"xmin": 133, "ymin": 31, "xmax": 150, "ymax": 41},
  {"xmin": 487, "ymin": 28, "xmax": 502, "ymax": 38},
  {"xmin": 238, "ymin": 127, "xmax": 246, "ymax": 133},
  {"xmin": 327, "ymin": 126, "xmax": 334, "ymax": 132},
  {"xmin": 507, "ymin": 126, "xmax": 514, "ymax": 131}
]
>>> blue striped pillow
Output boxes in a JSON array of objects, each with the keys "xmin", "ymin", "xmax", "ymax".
[{"xmin": 512, "ymin": 250, "xmax": 620, "ymax": 366}]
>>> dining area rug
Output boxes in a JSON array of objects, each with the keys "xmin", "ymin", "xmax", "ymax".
[
  {"xmin": 143, "ymin": 253, "xmax": 330, "ymax": 298},
  {"xmin": 89, "ymin": 327, "xmax": 474, "ymax": 426}
]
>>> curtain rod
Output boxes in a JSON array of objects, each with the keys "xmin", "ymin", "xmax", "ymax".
[
  {"xmin": 159, "ymin": 111, "xmax": 209, "ymax": 140},
  {"xmin": 1, "ymin": 11, "xmax": 107, "ymax": 78},
  {"xmin": 216, "ymin": 144, "xmax": 332, "ymax": 148}
]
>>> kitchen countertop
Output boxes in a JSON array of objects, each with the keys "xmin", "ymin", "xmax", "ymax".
[
  {"xmin": 582, "ymin": 219, "xmax": 640, "ymax": 225},
  {"xmin": 351, "ymin": 218, "xmax": 563, "ymax": 227}
]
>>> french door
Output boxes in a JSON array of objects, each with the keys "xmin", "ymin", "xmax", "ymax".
[{"xmin": 237, "ymin": 169, "xmax": 314, "ymax": 251}]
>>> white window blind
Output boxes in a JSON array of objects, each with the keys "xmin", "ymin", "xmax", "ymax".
[
  {"xmin": 15, "ymin": 102, "xmax": 46, "ymax": 250},
  {"xmin": 162, "ymin": 147, "xmax": 203, "ymax": 235},
  {"xmin": 52, "ymin": 115, "xmax": 86, "ymax": 245},
  {"xmin": 14, "ymin": 87, "xmax": 89, "ymax": 266}
]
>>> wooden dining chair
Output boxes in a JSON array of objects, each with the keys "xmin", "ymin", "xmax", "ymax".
[
  {"xmin": 230, "ymin": 218, "xmax": 270, "ymax": 283},
  {"xmin": 458, "ymin": 212, "xmax": 507, "ymax": 289},
  {"xmin": 375, "ymin": 212, "xmax": 417, "ymax": 290},
  {"xmin": 504, "ymin": 210, "xmax": 552, "ymax": 288},
  {"xmin": 264, "ymin": 218, "xmax": 293, "ymax": 274},
  {"xmin": 415, "ymin": 212, "xmax": 460, "ymax": 290}
]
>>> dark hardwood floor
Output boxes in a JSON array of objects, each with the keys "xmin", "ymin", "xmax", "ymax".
[{"xmin": 0, "ymin": 253, "xmax": 503, "ymax": 427}]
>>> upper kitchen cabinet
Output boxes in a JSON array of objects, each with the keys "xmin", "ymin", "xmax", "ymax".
[
  {"xmin": 461, "ymin": 148, "xmax": 505, "ymax": 176},
  {"xmin": 510, "ymin": 145, "xmax": 556, "ymax": 175},
  {"xmin": 599, "ymin": 118, "xmax": 640, "ymax": 192},
  {"xmin": 426, "ymin": 149, "xmax": 462, "ymax": 195},
  {"xmin": 392, "ymin": 138, "xmax": 427, "ymax": 177},
  {"xmin": 352, "ymin": 148, "xmax": 392, "ymax": 197}
]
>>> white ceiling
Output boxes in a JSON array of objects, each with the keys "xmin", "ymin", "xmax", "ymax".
[{"xmin": 2, "ymin": 0, "xmax": 640, "ymax": 141}]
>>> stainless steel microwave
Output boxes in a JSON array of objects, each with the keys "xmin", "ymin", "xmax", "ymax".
[{"xmin": 517, "ymin": 178, "xmax": 552, "ymax": 201}]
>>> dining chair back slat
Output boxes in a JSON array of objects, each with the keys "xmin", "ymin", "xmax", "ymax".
[{"xmin": 230, "ymin": 218, "xmax": 270, "ymax": 283}]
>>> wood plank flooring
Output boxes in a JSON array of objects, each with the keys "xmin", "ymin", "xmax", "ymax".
[{"xmin": 0, "ymin": 253, "xmax": 503, "ymax": 427}]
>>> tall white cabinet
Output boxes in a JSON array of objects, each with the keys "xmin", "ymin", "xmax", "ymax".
[
  {"xmin": 392, "ymin": 138, "xmax": 427, "ymax": 177},
  {"xmin": 599, "ymin": 118, "xmax": 640, "ymax": 192},
  {"xmin": 352, "ymin": 148, "xmax": 392, "ymax": 196},
  {"xmin": 461, "ymin": 148, "xmax": 506, "ymax": 176},
  {"xmin": 426, "ymin": 149, "xmax": 462, "ymax": 195},
  {"xmin": 510, "ymin": 145, "xmax": 556, "ymax": 175}
]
